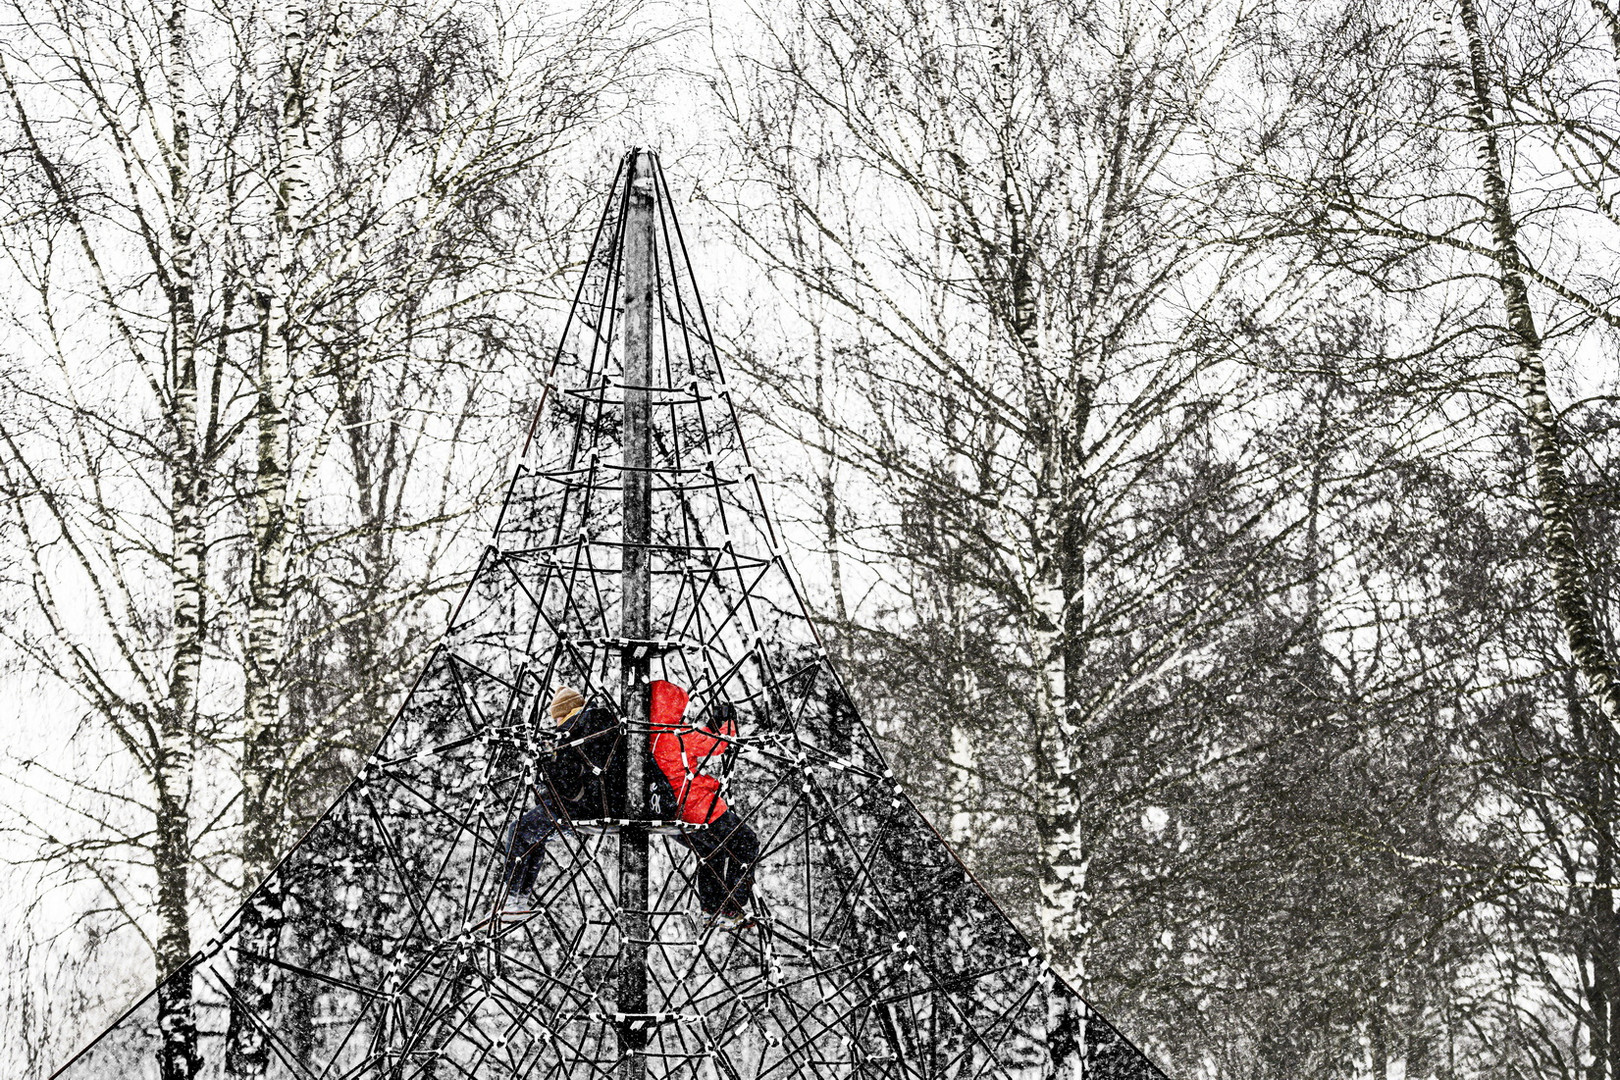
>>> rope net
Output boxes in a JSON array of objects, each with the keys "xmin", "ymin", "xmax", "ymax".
[{"xmin": 55, "ymin": 150, "xmax": 1166, "ymax": 1080}]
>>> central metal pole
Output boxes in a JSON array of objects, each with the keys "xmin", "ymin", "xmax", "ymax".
[{"xmin": 616, "ymin": 149, "xmax": 656, "ymax": 1080}]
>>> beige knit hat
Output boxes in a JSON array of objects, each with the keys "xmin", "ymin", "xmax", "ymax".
[{"xmin": 549, "ymin": 686, "xmax": 585, "ymax": 722}]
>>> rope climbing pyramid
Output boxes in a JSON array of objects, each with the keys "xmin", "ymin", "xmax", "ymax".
[{"xmin": 53, "ymin": 150, "xmax": 1167, "ymax": 1080}]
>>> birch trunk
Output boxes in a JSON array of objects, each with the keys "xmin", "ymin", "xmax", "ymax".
[
  {"xmin": 946, "ymin": 554, "xmax": 979, "ymax": 849},
  {"xmin": 1451, "ymin": 2, "xmax": 1620, "ymax": 1070},
  {"xmin": 1030, "ymin": 418, "xmax": 1092, "ymax": 985},
  {"xmin": 0, "ymin": 12, "xmax": 210, "ymax": 1073},
  {"xmin": 1029, "ymin": 141, "xmax": 1105, "ymax": 999},
  {"xmin": 157, "ymin": 0, "xmax": 204, "ymax": 1071},
  {"xmin": 1593, "ymin": 1, "xmax": 1620, "ymax": 71},
  {"xmin": 1577, "ymin": 670, "xmax": 1620, "ymax": 1080},
  {"xmin": 338, "ymin": 356, "xmax": 394, "ymax": 744},
  {"xmin": 1025, "ymin": 230, "xmax": 1096, "ymax": 988},
  {"xmin": 1451, "ymin": 0, "xmax": 1620, "ymax": 729},
  {"xmin": 225, "ymin": 2, "xmax": 314, "ymax": 1070},
  {"xmin": 811, "ymin": 320, "xmax": 857, "ymax": 760},
  {"xmin": 1592, "ymin": 834, "xmax": 1617, "ymax": 1080},
  {"xmin": 947, "ymin": 715, "xmax": 977, "ymax": 847},
  {"xmin": 976, "ymin": 9, "xmax": 1094, "ymax": 985}
]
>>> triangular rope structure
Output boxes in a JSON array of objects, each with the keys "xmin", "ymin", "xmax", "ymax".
[{"xmin": 53, "ymin": 150, "xmax": 1167, "ymax": 1080}]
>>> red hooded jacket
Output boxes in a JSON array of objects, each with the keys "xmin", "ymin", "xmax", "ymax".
[{"xmin": 649, "ymin": 680, "xmax": 734, "ymax": 824}]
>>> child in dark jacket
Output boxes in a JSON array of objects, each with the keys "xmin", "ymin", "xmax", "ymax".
[
  {"xmin": 649, "ymin": 680, "xmax": 760, "ymax": 930},
  {"xmin": 502, "ymin": 686, "xmax": 622, "ymax": 901}
]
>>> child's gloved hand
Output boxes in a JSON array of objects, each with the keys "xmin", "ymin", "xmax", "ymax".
[{"xmin": 708, "ymin": 702, "xmax": 738, "ymax": 737}]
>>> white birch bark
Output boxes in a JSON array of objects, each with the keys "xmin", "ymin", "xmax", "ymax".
[
  {"xmin": 1447, "ymin": 0, "xmax": 1620, "ymax": 728},
  {"xmin": 157, "ymin": 1, "xmax": 206, "ymax": 1073},
  {"xmin": 980, "ymin": 6, "xmax": 1095, "ymax": 986},
  {"xmin": 3, "ymin": 2, "xmax": 644, "ymax": 1070},
  {"xmin": 1444, "ymin": 6, "xmax": 1620, "ymax": 1071},
  {"xmin": 946, "ymin": 713, "xmax": 978, "ymax": 847},
  {"xmin": 226, "ymin": 1, "xmax": 326, "ymax": 1071},
  {"xmin": 1, "ymin": 6, "xmax": 209, "ymax": 1073}
]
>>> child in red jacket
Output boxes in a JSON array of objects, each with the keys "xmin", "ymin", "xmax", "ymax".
[{"xmin": 649, "ymin": 680, "xmax": 759, "ymax": 930}]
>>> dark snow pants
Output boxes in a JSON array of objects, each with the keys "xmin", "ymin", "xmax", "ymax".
[
  {"xmin": 680, "ymin": 810, "xmax": 759, "ymax": 916},
  {"xmin": 503, "ymin": 799, "xmax": 565, "ymax": 896}
]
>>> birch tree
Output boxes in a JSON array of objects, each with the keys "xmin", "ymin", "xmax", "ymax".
[
  {"xmin": 710, "ymin": 0, "xmax": 1319, "ymax": 989},
  {"xmin": 0, "ymin": 0, "xmax": 647, "ymax": 1073},
  {"xmin": 1439, "ymin": 9, "xmax": 1620, "ymax": 1067},
  {"xmin": 1439, "ymin": 0, "xmax": 1620, "ymax": 726},
  {"xmin": 0, "ymin": 4, "xmax": 220, "ymax": 1068},
  {"xmin": 1247, "ymin": 0, "xmax": 1620, "ymax": 1071}
]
